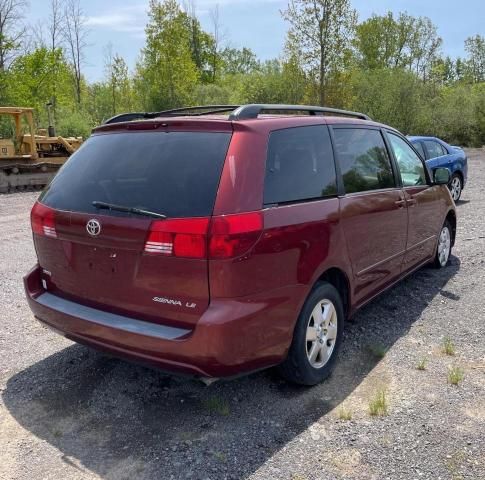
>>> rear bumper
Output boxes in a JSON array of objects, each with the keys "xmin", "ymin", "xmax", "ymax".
[{"xmin": 24, "ymin": 265, "xmax": 302, "ymax": 378}]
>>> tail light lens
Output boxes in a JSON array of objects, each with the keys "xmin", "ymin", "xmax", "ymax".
[
  {"xmin": 144, "ymin": 218, "xmax": 209, "ymax": 258},
  {"xmin": 144, "ymin": 212, "xmax": 263, "ymax": 260},
  {"xmin": 209, "ymin": 212, "xmax": 263, "ymax": 259},
  {"xmin": 31, "ymin": 202, "xmax": 57, "ymax": 238}
]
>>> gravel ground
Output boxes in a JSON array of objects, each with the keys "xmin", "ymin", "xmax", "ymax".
[{"xmin": 0, "ymin": 150, "xmax": 484, "ymax": 480}]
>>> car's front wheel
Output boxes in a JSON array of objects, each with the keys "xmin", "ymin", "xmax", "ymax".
[
  {"xmin": 278, "ymin": 282, "xmax": 344, "ymax": 385},
  {"xmin": 449, "ymin": 174, "xmax": 462, "ymax": 202}
]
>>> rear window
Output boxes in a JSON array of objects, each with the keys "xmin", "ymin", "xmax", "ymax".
[
  {"xmin": 39, "ymin": 131, "xmax": 232, "ymax": 218},
  {"xmin": 264, "ymin": 125, "xmax": 337, "ymax": 205}
]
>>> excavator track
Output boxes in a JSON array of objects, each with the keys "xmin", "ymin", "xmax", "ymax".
[{"xmin": 0, "ymin": 162, "xmax": 62, "ymax": 193}]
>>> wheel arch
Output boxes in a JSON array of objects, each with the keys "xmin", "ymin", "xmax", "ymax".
[
  {"xmin": 445, "ymin": 209, "xmax": 457, "ymax": 246},
  {"xmin": 315, "ymin": 267, "xmax": 351, "ymax": 319}
]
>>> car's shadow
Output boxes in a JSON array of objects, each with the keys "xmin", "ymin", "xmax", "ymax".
[{"xmin": 3, "ymin": 257, "xmax": 460, "ymax": 480}]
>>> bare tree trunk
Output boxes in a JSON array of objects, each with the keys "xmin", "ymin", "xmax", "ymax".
[
  {"xmin": 209, "ymin": 5, "xmax": 221, "ymax": 83},
  {"xmin": 62, "ymin": 0, "xmax": 87, "ymax": 105},
  {"xmin": 0, "ymin": 0, "xmax": 27, "ymax": 71}
]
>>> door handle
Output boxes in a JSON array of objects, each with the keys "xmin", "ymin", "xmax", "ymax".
[{"xmin": 395, "ymin": 199, "xmax": 406, "ymax": 208}]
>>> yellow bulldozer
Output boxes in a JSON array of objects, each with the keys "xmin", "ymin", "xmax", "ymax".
[{"xmin": 0, "ymin": 107, "xmax": 83, "ymax": 193}]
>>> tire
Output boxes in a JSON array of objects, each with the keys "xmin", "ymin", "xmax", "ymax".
[
  {"xmin": 449, "ymin": 174, "xmax": 462, "ymax": 202},
  {"xmin": 433, "ymin": 220, "xmax": 452, "ymax": 268},
  {"xmin": 278, "ymin": 282, "xmax": 344, "ymax": 386}
]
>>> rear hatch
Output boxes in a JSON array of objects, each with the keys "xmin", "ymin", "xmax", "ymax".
[{"xmin": 32, "ymin": 124, "xmax": 232, "ymax": 329}]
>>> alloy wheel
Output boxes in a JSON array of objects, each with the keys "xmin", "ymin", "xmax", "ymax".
[
  {"xmin": 450, "ymin": 176, "xmax": 462, "ymax": 202},
  {"xmin": 306, "ymin": 299, "xmax": 338, "ymax": 369},
  {"xmin": 437, "ymin": 226, "xmax": 451, "ymax": 267}
]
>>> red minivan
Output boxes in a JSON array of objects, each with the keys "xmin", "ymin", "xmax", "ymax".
[{"xmin": 24, "ymin": 104, "xmax": 456, "ymax": 385}]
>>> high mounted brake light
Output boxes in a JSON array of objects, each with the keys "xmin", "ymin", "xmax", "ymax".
[{"xmin": 31, "ymin": 202, "xmax": 57, "ymax": 238}]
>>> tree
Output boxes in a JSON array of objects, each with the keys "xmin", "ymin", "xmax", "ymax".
[
  {"xmin": 220, "ymin": 47, "xmax": 259, "ymax": 75},
  {"xmin": 281, "ymin": 0, "xmax": 357, "ymax": 105},
  {"xmin": 62, "ymin": 0, "xmax": 87, "ymax": 104},
  {"xmin": 135, "ymin": 0, "xmax": 199, "ymax": 110},
  {"xmin": 354, "ymin": 11, "xmax": 442, "ymax": 80},
  {"xmin": 464, "ymin": 35, "xmax": 485, "ymax": 83},
  {"xmin": 182, "ymin": 0, "xmax": 216, "ymax": 83},
  {"xmin": 103, "ymin": 44, "xmax": 132, "ymax": 117},
  {"xmin": 0, "ymin": 0, "xmax": 27, "ymax": 71}
]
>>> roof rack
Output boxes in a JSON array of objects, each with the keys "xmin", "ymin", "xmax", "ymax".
[
  {"xmin": 103, "ymin": 104, "xmax": 371, "ymax": 125},
  {"xmin": 228, "ymin": 104, "xmax": 371, "ymax": 121},
  {"xmin": 103, "ymin": 105, "xmax": 240, "ymax": 125}
]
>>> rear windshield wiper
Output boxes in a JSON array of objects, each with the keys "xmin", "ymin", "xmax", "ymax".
[{"xmin": 92, "ymin": 201, "xmax": 167, "ymax": 219}]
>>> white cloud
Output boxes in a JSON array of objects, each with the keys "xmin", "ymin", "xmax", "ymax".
[{"xmin": 85, "ymin": 4, "xmax": 147, "ymax": 36}]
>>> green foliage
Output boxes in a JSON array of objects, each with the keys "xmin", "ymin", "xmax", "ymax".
[
  {"xmin": 56, "ymin": 108, "xmax": 93, "ymax": 139},
  {"xmin": 0, "ymin": 0, "xmax": 483, "ymax": 146},
  {"xmin": 134, "ymin": 0, "xmax": 199, "ymax": 111}
]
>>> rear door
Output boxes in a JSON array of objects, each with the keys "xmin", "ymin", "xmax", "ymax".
[
  {"xmin": 386, "ymin": 132, "xmax": 444, "ymax": 272},
  {"xmin": 34, "ymin": 127, "xmax": 232, "ymax": 329},
  {"xmin": 333, "ymin": 127, "xmax": 408, "ymax": 305}
]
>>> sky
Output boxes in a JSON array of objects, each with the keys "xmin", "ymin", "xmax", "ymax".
[{"xmin": 28, "ymin": 0, "xmax": 485, "ymax": 82}]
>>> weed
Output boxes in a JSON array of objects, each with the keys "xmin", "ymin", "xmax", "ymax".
[
  {"xmin": 369, "ymin": 389, "xmax": 388, "ymax": 416},
  {"xmin": 442, "ymin": 337, "xmax": 455, "ymax": 356},
  {"xmin": 338, "ymin": 406, "xmax": 352, "ymax": 421},
  {"xmin": 203, "ymin": 396, "xmax": 230, "ymax": 416},
  {"xmin": 416, "ymin": 358, "xmax": 428, "ymax": 371},
  {"xmin": 368, "ymin": 343, "xmax": 387, "ymax": 358},
  {"xmin": 213, "ymin": 451, "xmax": 227, "ymax": 462},
  {"xmin": 448, "ymin": 365, "xmax": 464, "ymax": 386}
]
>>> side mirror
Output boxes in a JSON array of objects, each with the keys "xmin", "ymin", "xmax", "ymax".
[{"xmin": 433, "ymin": 167, "xmax": 450, "ymax": 185}]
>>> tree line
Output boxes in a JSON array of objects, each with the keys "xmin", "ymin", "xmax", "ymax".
[{"xmin": 0, "ymin": 0, "xmax": 484, "ymax": 146}]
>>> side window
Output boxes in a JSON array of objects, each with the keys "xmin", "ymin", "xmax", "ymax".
[
  {"xmin": 424, "ymin": 140, "xmax": 446, "ymax": 159},
  {"xmin": 388, "ymin": 133, "xmax": 427, "ymax": 187},
  {"xmin": 264, "ymin": 125, "xmax": 337, "ymax": 205},
  {"xmin": 413, "ymin": 141, "xmax": 425, "ymax": 159},
  {"xmin": 332, "ymin": 128, "xmax": 395, "ymax": 194}
]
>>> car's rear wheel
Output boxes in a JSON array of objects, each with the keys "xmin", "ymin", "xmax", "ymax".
[
  {"xmin": 278, "ymin": 282, "xmax": 344, "ymax": 385},
  {"xmin": 433, "ymin": 220, "xmax": 452, "ymax": 268},
  {"xmin": 449, "ymin": 174, "xmax": 462, "ymax": 202}
]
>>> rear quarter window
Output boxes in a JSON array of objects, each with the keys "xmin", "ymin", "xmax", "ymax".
[
  {"xmin": 39, "ymin": 131, "xmax": 232, "ymax": 218},
  {"xmin": 264, "ymin": 125, "xmax": 337, "ymax": 205}
]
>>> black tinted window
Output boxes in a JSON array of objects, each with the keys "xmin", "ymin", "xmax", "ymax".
[
  {"xmin": 264, "ymin": 125, "xmax": 337, "ymax": 204},
  {"xmin": 333, "ymin": 128, "xmax": 395, "ymax": 194},
  {"xmin": 40, "ymin": 131, "xmax": 232, "ymax": 218}
]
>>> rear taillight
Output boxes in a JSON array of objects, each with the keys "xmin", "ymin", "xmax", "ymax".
[
  {"xmin": 31, "ymin": 202, "xmax": 57, "ymax": 238},
  {"xmin": 209, "ymin": 212, "xmax": 263, "ymax": 259},
  {"xmin": 144, "ymin": 218, "xmax": 209, "ymax": 258},
  {"xmin": 144, "ymin": 212, "xmax": 263, "ymax": 260}
]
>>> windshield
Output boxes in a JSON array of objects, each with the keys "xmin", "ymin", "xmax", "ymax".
[{"xmin": 39, "ymin": 131, "xmax": 232, "ymax": 218}]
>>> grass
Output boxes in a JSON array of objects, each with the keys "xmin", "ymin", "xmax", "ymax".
[
  {"xmin": 369, "ymin": 389, "xmax": 388, "ymax": 416},
  {"xmin": 448, "ymin": 365, "xmax": 464, "ymax": 386},
  {"xmin": 416, "ymin": 358, "xmax": 428, "ymax": 371},
  {"xmin": 337, "ymin": 406, "xmax": 352, "ymax": 421},
  {"xmin": 203, "ymin": 396, "xmax": 230, "ymax": 416},
  {"xmin": 213, "ymin": 451, "xmax": 227, "ymax": 462},
  {"xmin": 368, "ymin": 343, "xmax": 388, "ymax": 359},
  {"xmin": 442, "ymin": 337, "xmax": 456, "ymax": 356}
]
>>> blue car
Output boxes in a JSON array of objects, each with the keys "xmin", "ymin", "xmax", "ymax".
[{"xmin": 408, "ymin": 136, "xmax": 468, "ymax": 202}]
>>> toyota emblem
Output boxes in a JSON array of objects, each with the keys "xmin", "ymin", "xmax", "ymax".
[{"xmin": 86, "ymin": 219, "xmax": 101, "ymax": 236}]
